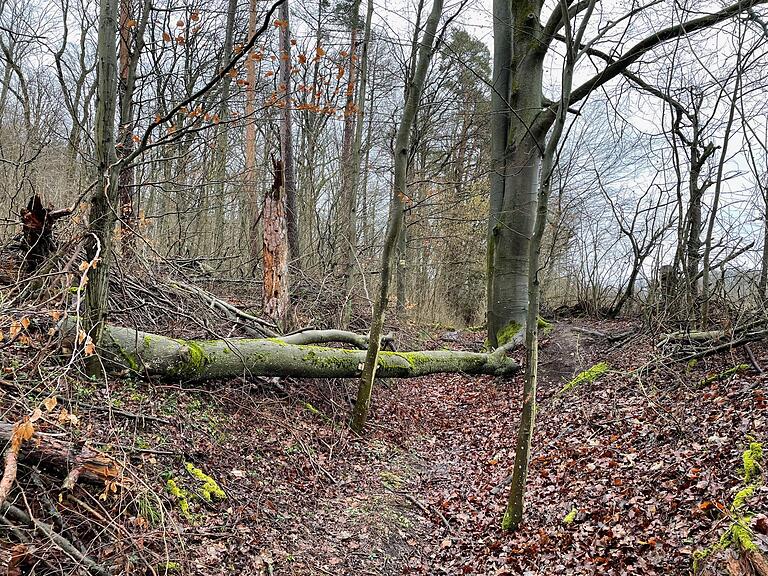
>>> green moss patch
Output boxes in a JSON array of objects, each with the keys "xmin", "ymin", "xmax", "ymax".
[
  {"xmin": 742, "ymin": 441, "xmax": 763, "ymax": 484},
  {"xmin": 700, "ymin": 364, "xmax": 749, "ymax": 386},
  {"xmin": 692, "ymin": 439, "xmax": 763, "ymax": 570},
  {"xmin": 185, "ymin": 462, "xmax": 226, "ymax": 502},
  {"xmin": 166, "ymin": 464, "xmax": 226, "ymax": 521},
  {"xmin": 561, "ymin": 362, "xmax": 609, "ymax": 393},
  {"xmin": 166, "ymin": 479, "xmax": 191, "ymax": 520},
  {"xmin": 496, "ymin": 322, "xmax": 522, "ymax": 347}
]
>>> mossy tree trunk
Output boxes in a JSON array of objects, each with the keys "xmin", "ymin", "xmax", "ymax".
[
  {"xmin": 87, "ymin": 324, "xmax": 519, "ymax": 381},
  {"xmin": 351, "ymin": 0, "xmax": 444, "ymax": 434}
]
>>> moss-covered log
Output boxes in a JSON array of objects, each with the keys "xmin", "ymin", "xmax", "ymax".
[{"xmin": 96, "ymin": 324, "xmax": 519, "ymax": 381}]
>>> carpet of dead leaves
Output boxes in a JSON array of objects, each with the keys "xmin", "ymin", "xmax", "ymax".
[{"xmin": 2, "ymin": 317, "xmax": 767, "ymax": 575}]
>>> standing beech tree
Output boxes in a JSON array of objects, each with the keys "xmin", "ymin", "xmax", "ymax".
[{"xmin": 486, "ymin": 0, "xmax": 768, "ymax": 348}]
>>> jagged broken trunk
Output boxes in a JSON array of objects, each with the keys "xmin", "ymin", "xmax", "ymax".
[
  {"xmin": 263, "ymin": 157, "xmax": 289, "ymax": 322},
  {"xmin": 92, "ymin": 324, "xmax": 519, "ymax": 381}
]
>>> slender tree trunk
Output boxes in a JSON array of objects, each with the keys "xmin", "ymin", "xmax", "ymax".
[
  {"xmin": 702, "ymin": 56, "xmax": 742, "ymax": 326},
  {"xmin": 503, "ymin": 0, "xmax": 593, "ymax": 530},
  {"xmin": 84, "ymin": 0, "xmax": 120, "ymax": 358},
  {"xmin": 211, "ymin": 0, "xmax": 237, "ymax": 252},
  {"xmin": 245, "ymin": 0, "xmax": 260, "ymax": 264},
  {"xmin": 340, "ymin": 0, "xmax": 373, "ymax": 328},
  {"xmin": 278, "ymin": 0, "xmax": 300, "ymax": 265},
  {"xmin": 487, "ymin": 0, "xmax": 511, "ymax": 345},
  {"xmin": 351, "ymin": 0, "xmax": 444, "ymax": 433},
  {"xmin": 760, "ymin": 196, "xmax": 768, "ymax": 301},
  {"xmin": 117, "ymin": 0, "xmax": 149, "ymax": 259},
  {"xmin": 396, "ymin": 218, "xmax": 407, "ymax": 314},
  {"xmin": 117, "ymin": 0, "xmax": 135, "ymax": 256},
  {"xmin": 338, "ymin": 0, "xmax": 359, "ymax": 260}
]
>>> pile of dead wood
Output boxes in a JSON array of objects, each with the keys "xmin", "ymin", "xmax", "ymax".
[
  {"xmin": 656, "ymin": 318, "xmax": 768, "ymax": 370},
  {"xmin": 0, "ymin": 419, "xmax": 119, "ymax": 575}
]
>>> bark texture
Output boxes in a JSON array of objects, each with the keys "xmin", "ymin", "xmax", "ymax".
[
  {"xmin": 84, "ymin": 0, "xmax": 120, "ymax": 352},
  {"xmin": 0, "ymin": 422, "xmax": 120, "ymax": 488},
  {"xmin": 278, "ymin": 0, "xmax": 299, "ymax": 263}
]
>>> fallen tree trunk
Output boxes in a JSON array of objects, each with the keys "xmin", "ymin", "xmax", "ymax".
[{"xmin": 97, "ymin": 324, "xmax": 519, "ymax": 381}]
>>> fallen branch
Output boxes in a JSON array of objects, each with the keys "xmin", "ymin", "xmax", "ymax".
[
  {"xmin": 674, "ymin": 330, "xmax": 768, "ymax": 364},
  {"xmin": 0, "ymin": 424, "xmax": 22, "ymax": 507},
  {"xmin": 0, "ymin": 422, "xmax": 120, "ymax": 488},
  {"xmin": 745, "ymin": 343, "xmax": 763, "ymax": 374},
  {"xmin": 92, "ymin": 324, "xmax": 519, "ymax": 381},
  {"xmin": 280, "ymin": 329, "xmax": 394, "ymax": 349},
  {"xmin": 170, "ymin": 280, "xmax": 279, "ymax": 337},
  {"xmin": 658, "ymin": 318, "xmax": 768, "ymax": 348},
  {"xmin": 1, "ymin": 501, "xmax": 109, "ymax": 576}
]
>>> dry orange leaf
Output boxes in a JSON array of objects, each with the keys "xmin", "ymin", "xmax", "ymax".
[
  {"xmin": 17, "ymin": 421, "xmax": 34, "ymax": 442},
  {"xmin": 43, "ymin": 397, "xmax": 57, "ymax": 412},
  {"xmin": 58, "ymin": 409, "xmax": 78, "ymax": 426}
]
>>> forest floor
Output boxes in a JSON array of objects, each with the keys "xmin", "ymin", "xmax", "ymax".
[{"xmin": 1, "ymin": 317, "xmax": 767, "ymax": 575}]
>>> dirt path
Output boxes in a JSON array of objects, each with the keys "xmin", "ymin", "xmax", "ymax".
[
  {"xmin": 171, "ymin": 321, "xmax": 601, "ymax": 575},
  {"xmin": 369, "ymin": 320, "xmax": 766, "ymax": 574}
]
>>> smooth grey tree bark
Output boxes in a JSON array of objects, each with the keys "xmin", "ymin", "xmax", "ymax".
[{"xmin": 90, "ymin": 324, "xmax": 519, "ymax": 381}]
